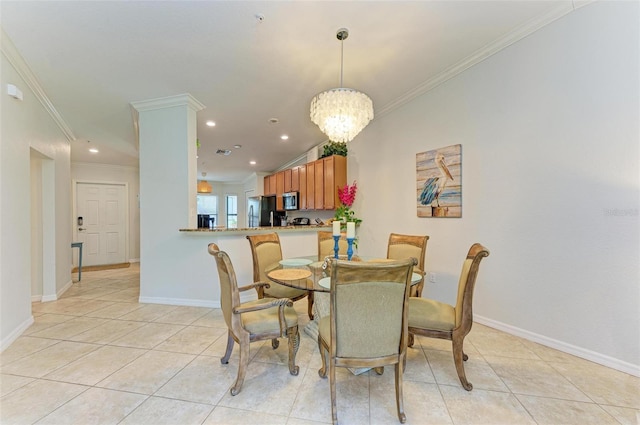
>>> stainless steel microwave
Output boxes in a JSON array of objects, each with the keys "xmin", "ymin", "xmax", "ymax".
[{"xmin": 282, "ymin": 192, "xmax": 299, "ymax": 210}]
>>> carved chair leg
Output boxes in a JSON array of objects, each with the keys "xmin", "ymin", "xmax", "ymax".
[
  {"xmin": 221, "ymin": 330, "xmax": 234, "ymax": 364},
  {"xmin": 395, "ymin": 360, "xmax": 407, "ymax": 423},
  {"xmin": 318, "ymin": 337, "xmax": 327, "ymax": 378},
  {"xmin": 452, "ymin": 336, "xmax": 472, "ymax": 391},
  {"xmin": 307, "ymin": 291, "xmax": 314, "ymax": 320},
  {"xmin": 410, "ymin": 278, "xmax": 424, "ymax": 298},
  {"xmin": 330, "ymin": 358, "xmax": 338, "ymax": 425},
  {"xmin": 230, "ymin": 334, "xmax": 250, "ymax": 396},
  {"xmin": 271, "ymin": 338, "xmax": 279, "ymax": 349},
  {"xmin": 287, "ymin": 327, "xmax": 300, "ymax": 376},
  {"xmin": 408, "ymin": 333, "xmax": 415, "ymax": 348}
]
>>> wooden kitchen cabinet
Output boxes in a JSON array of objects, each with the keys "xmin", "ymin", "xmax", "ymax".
[
  {"xmin": 264, "ymin": 174, "xmax": 276, "ymax": 195},
  {"xmin": 284, "ymin": 169, "xmax": 292, "ymax": 193},
  {"xmin": 306, "ymin": 162, "xmax": 315, "ymax": 210},
  {"xmin": 323, "ymin": 155, "xmax": 347, "ymax": 209},
  {"xmin": 291, "ymin": 167, "xmax": 300, "ymax": 192},
  {"xmin": 314, "ymin": 159, "xmax": 324, "ymax": 209},
  {"xmin": 264, "ymin": 155, "xmax": 345, "ymax": 211},
  {"xmin": 298, "ymin": 165, "xmax": 307, "ymax": 209},
  {"xmin": 276, "ymin": 171, "xmax": 285, "ymax": 210}
]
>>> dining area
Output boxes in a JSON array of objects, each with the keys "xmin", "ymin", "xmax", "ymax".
[
  {"xmin": 4, "ymin": 242, "xmax": 636, "ymax": 425},
  {"xmin": 208, "ymin": 229, "xmax": 490, "ymax": 424}
]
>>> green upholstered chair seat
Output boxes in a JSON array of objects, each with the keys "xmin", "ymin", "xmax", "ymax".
[
  {"xmin": 408, "ymin": 298, "xmax": 455, "ymax": 332},
  {"xmin": 240, "ymin": 299, "xmax": 298, "ymax": 334}
]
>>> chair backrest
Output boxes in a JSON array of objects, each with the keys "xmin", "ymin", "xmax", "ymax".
[
  {"xmin": 208, "ymin": 243, "xmax": 241, "ymax": 332},
  {"xmin": 246, "ymin": 233, "xmax": 283, "ymax": 283},
  {"xmin": 318, "ymin": 230, "xmax": 348, "ymax": 260},
  {"xmin": 329, "ymin": 258, "xmax": 414, "ymax": 358},
  {"xmin": 387, "ymin": 233, "xmax": 429, "ymax": 271},
  {"xmin": 454, "ymin": 243, "xmax": 490, "ymax": 329}
]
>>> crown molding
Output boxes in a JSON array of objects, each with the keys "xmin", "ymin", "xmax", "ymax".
[
  {"xmin": 376, "ymin": 2, "xmax": 576, "ymax": 118},
  {"xmin": 130, "ymin": 93, "xmax": 205, "ymax": 113},
  {"xmin": 1, "ymin": 27, "xmax": 76, "ymax": 141},
  {"xmin": 71, "ymin": 161, "xmax": 139, "ymax": 171}
]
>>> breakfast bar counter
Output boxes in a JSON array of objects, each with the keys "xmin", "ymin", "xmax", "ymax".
[
  {"xmin": 179, "ymin": 224, "xmax": 331, "ymax": 234},
  {"xmin": 146, "ymin": 226, "xmax": 327, "ymax": 310}
]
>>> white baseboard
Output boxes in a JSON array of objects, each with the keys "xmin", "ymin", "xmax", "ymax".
[
  {"xmin": 1, "ymin": 315, "xmax": 34, "ymax": 352},
  {"xmin": 40, "ymin": 279, "xmax": 73, "ymax": 303},
  {"xmin": 129, "ymin": 258, "xmax": 140, "ymax": 263},
  {"xmin": 56, "ymin": 279, "xmax": 73, "ymax": 299},
  {"xmin": 138, "ymin": 291, "xmax": 257, "ymax": 310},
  {"xmin": 138, "ymin": 296, "xmax": 219, "ymax": 309},
  {"xmin": 41, "ymin": 294, "xmax": 57, "ymax": 302},
  {"xmin": 31, "ymin": 295, "xmax": 42, "ymax": 302},
  {"xmin": 474, "ymin": 315, "xmax": 640, "ymax": 377}
]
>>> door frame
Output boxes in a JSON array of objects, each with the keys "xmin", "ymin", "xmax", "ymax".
[
  {"xmin": 72, "ymin": 180, "xmax": 130, "ymax": 266},
  {"xmin": 30, "ymin": 149, "xmax": 56, "ymax": 302}
]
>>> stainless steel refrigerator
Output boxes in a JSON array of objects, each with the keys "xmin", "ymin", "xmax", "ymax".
[
  {"xmin": 247, "ymin": 197, "xmax": 260, "ymax": 228},
  {"xmin": 259, "ymin": 195, "xmax": 283, "ymax": 226}
]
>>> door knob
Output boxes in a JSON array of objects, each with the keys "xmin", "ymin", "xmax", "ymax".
[{"xmin": 78, "ymin": 227, "xmax": 86, "ymax": 231}]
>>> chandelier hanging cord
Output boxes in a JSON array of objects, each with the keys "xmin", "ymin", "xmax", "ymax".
[{"xmin": 337, "ymin": 28, "xmax": 349, "ymax": 87}]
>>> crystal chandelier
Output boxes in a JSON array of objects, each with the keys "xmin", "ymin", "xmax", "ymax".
[{"xmin": 310, "ymin": 28, "xmax": 374, "ymax": 143}]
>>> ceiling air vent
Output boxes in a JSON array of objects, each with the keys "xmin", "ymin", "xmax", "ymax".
[{"xmin": 216, "ymin": 149, "xmax": 231, "ymax": 156}]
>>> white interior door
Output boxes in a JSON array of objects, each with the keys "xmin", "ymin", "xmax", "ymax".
[{"xmin": 76, "ymin": 182, "xmax": 126, "ymax": 266}]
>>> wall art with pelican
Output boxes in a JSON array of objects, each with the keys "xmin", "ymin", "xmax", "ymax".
[{"xmin": 416, "ymin": 144, "xmax": 461, "ymax": 218}]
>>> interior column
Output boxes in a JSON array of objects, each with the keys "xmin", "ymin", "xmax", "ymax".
[{"xmin": 131, "ymin": 94, "xmax": 205, "ymax": 300}]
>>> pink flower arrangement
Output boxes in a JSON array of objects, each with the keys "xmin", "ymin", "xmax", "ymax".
[
  {"xmin": 338, "ymin": 181, "xmax": 357, "ymax": 207},
  {"xmin": 335, "ymin": 181, "xmax": 362, "ymax": 225}
]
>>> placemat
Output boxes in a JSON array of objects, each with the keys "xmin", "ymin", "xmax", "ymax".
[{"xmin": 268, "ymin": 268, "xmax": 312, "ymax": 280}]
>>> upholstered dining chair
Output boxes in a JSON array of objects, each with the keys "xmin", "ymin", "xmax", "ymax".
[
  {"xmin": 387, "ymin": 233, "xmax": 429, "ymax": 297},
  {"xmin": 317, "ymin": 230, "xmax": 348, "ymax": 260},
  {"xmin": 208, "ymin": 243, "xmax": 300, "ymax": 396},
  {"xmin": 318, "ymin": 258, "xmax": 415, "ymax": 424},
  {"xmin": 246, "ymin": 233, "xmax": 313, "ymax": 319},
  {"xmin": 407, "ymin": 243, "xmax": 490, "ymax": 391}
]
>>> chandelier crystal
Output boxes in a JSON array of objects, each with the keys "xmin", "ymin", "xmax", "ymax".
[{"xmin": 310, "ymin": 28, "xmax": 374, "ymax": 143}]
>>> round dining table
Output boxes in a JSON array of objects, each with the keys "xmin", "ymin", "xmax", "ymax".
[{"xmin": 267, "ymin": 255, "xmax": 423, "ymax": 340}]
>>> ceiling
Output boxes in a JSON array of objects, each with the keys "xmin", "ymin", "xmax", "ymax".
[{"xmin": 1, "ymin": 1, "xmax": 573, "ymax": 182}]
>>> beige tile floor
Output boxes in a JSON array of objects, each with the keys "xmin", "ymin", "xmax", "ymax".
[{"xmin": 1, "ymin": 264, "xmax": 638, "ymax": 425}]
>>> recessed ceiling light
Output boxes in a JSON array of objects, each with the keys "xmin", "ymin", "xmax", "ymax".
[
  {"xmin": 281, "ymin": 135, "xmax": 289, "ymax": 140},
  {"xmin": 89, "ymin": 148, "xmax": 99, "ymax": 153},
  {"xmin": 206, "ymin": 120, "xmax": 216, "ymax": 127},
  {"xmin": 269, "ymin": 118, "xmax": 279, "ymax": 124},
  {"xmin": 249, "ymin": 161, "xmax": 256, "ymax": 165},
  {"xmin": 233, "ymin": 144, "xmax": 242, "ymax": 149}
]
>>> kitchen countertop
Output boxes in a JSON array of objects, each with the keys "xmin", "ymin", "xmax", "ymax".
[{"xmin": 179, "ymin": 224, "xmax": 331, "ymax": 233}]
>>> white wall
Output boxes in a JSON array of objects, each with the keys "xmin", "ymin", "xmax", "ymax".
[
  {"xmin": 350, "ymin": 2, "xmax": 639, "ymax": 373},
  {"xmin": 1, "ymin": 44, "xmax": 72, "ymax": 350},
  {"xmin": 71, "ymin": 162, "xmax": 140, "ymax": 262}
]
